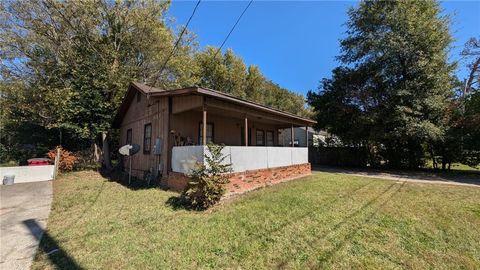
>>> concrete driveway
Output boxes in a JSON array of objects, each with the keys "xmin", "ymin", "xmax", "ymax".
[
  {"xmin": 314, "ymin": 166, "xmax": 480, "ymax": 187},
  {"xmin": 0, "ymin": 181, "xmax": 52, "ymax": 270}
]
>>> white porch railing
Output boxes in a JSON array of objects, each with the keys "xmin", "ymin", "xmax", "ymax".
[{"xmin": 172, "ymin": 146, "xmax": 308, "ymax": 174}]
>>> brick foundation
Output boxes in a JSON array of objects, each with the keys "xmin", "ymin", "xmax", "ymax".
[
  {"xmin": 165, "ymin": 171, "xmax": 191, "ymax": 192},
  {"xmin": 165, "ymin": 163, "xmax": 311, "ymax": 196}
]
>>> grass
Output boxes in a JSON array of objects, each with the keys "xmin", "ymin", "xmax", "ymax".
[
  {"xmin": 425, "ymin": 160, "xmax": 479, "ymax": 171},
  {"xmin": 0, "ymin": 160, "xmax": 18, "ymax": 167},
  {"xmin": 32, "ymin": 171, "xmax": 480, "ymax": 269},
  {"xmin": 448, "ymin": 163, "xmax": 479, "ymax": 171}
]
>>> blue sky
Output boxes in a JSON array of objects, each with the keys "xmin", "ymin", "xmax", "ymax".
[{"xmin": 167, "ymin": 1, "xmax": 480, "ymax": 96}]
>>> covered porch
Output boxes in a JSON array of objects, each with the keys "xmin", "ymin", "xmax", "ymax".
[
  {"xmin": 166, "ymin": 92, "xmax": 315, "ymax": 175},
  {"xmin": 169, "ymin": 93, "xmax": 312, "ymax": 147},
  {"xmin": 172, "ymin": 145, "xmax": 308, "ymax": 174}
]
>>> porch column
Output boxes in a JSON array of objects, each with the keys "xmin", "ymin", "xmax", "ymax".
[
  {"xmin": 291, "ymin": 124, "xmax": 295, "ymax": 147},
  {"xmin": 305, "ymin": 126, "xmax": 308, "ymax": 147},
  {"xmin": 244, "ymin": 114, "xmax": 248, "ymax": 146},
  {"xmin": 202, "ymin": 104, "xmax": 207, "ymax": 145}
]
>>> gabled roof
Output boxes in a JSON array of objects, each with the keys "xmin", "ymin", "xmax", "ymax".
[
  {"xmin": 130, "ymin": 82, "xmax": 165, "ymax": 94},
  {"xmin": 112, "ymin": 82, "xmax": 316, "ymax": 128},
  {"xmin": 112, "ymin": 83, "xmax": 164, "ymax": 128}
]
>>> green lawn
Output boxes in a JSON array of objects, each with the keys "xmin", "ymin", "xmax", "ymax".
[
  {"xmin": 0, "ymin": 160, "xmax": 18, "ymax": 167},
  {"xmin": 33, "ymin": 171, "xmax": 480, "ymax": 269},
  {"xmin": 425, "ymin": 160, "xmax": 479, "ymax": 171}
]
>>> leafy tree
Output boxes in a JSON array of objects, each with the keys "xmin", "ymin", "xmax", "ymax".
[
  {"xmin": 458, "ymin": 37, "xmax": 480, "ymax": 167},
  {"xmin": 1, "ymin": 0, "xmax": 195, "ymax": 166},
  {"xmin": 0, "ymin": 0, "xmax": 310, "ymax": 167},
  {"xmin": 308, "ymin": 0, "xmax": 455, "ymax": 168},
  {"xmin": 194, "ymin": 47, "xmax": 247, "ymax": 98},
  {"xmin": 423, "ymin": 37, "xmax": 480, "ymax": 170},
  {"xmin": 245, "ymin": 65, "xmax": 265, "ymax": 102},
  {"xmin": 462, "ymin": 37, "xmax": 480, "ymax": 93},
  {"xmin": 194, "ymin": 47, "xmax": 308, "ymax": 115},
  {"xmin": 461, "ymin": 91, "xmax": 480, "ymax": 167}
]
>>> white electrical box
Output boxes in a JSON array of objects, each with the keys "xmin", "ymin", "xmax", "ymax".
[{"xmin": 153, "ymin": 137, "xmax": 162, "ymax": 155}]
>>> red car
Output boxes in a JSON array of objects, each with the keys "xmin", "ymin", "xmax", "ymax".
[{"xmin": 27, "ymin": 158, "xmax": 51, "ymax": 166}]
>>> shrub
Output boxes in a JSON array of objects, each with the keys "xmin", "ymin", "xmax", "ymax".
[
  {"xmin": 73, "ymin": 148, "xmax": 101, "ymax": 170},
  {"xmin": 0, "ymin": 143, "xmax": 9, "ymax": 163},
  {"xmin": 182, "ymin": 143, "xmax": 232, "ymax": 210},
  {"xmin": 47, "ymin": 146, "xmax": 78, "ymax": 172}
]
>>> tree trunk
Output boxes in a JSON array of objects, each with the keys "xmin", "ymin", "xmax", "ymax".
[
  {"xmin": 59, "ymin": 129, "xmax": 63, "ymax": 146},
  {"xmin": 93, "ymin": 140, "xmax": 101, "ymax": 163},
  {"xmin": 102, "ymin": 131, "xmax": 112, "ymax": 170},
  {"xmin": 429, "ymin": 147, "xmax": 437, "ymax": 169}
]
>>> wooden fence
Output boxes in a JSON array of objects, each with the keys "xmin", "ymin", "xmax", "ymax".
[{"xmin": 308, "ymin": 146, "xmax": 368, "ymax": 167}]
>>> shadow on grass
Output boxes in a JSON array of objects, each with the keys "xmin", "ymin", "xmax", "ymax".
[
  {"xmin": 272, "ymin": 181, "xmax": 406, "ymax": 268},
  {"xmin": 100, "ymin": 168, "xmax": 161, "ymax": 191},
  {"xmin": 313, "ymin": 165, "xmax": 480, "ymax": 186},
  {"xmin": 314, "ymin": 182, "xmax": 406, "ymax": 268},
  {"xmin": 248, "ymin": 180, "xmax": 376, "ymax": 242},
  {"xmin": 23, "ymin": 219, "xmax": 83, "ymax": 270},
  {"xmin": 165, "ymin": 196, "xmax": 192, "ymax": 211},
  {"xmin": 102, "ymin": 168, "xmax": 194, "ymax": 211}
]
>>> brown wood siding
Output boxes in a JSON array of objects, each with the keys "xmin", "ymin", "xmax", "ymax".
[
  {"xmin": 170, "ymin": 110, "xmax": 279, "ymax": 146},
  {"xmin": 205, "ymin": 97, "xmax": 304, "ymax": 127},
  {"xmin": 172, "ymin": 95, "xmax": 202, "ymax": 114},
  {"xmin": 119, "ymin": 92, "xmax": 169, "ymax": 178},
  {"xmin": 117, "ymin": 91, "xmax": 300, "ymax": 178}
]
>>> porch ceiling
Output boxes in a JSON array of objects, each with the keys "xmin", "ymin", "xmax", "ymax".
[
  {"xmin": 188, "ymin": 106, "xmax": 297, "ymax": 127},
  {"xmin": 113, "ymin": 82, "xmax": 315, "ymax": 129},
  {"xmin": 170, "ymin": 95, "xmax": 311, "ymax": 127},
  {"xmin": 153, "ymin": 86, "xmax": 315, "ymax": 125}
]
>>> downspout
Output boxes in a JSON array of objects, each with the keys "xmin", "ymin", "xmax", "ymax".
[{"xmin": 167, "ymin": 97, "xmax": 172, "ymax": 172}]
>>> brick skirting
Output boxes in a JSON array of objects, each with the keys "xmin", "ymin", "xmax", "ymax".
[
  {"xmin": 165, "ymin": 171, "xmax": 191, "ymax": 192},
  {"xmin": 165, "ymin": 163, "xmax": 311, "ymax": 196}
]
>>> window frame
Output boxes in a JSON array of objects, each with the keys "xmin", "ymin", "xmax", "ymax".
[
  {"xmin": 143, "ymin": 123, "xmax": 152, "ymax": 154},
  {"xmin": 266, "ymin": 130, "xmax": 274, "ymax": 146},
  {"xmin": 256, "ymin": 129, "xmax": 265, "ymax": 146},
  {"xmin": 126, "ymin": 128, "xmax": 133, "ymax": 145},
  {"xmin": 198, "ymin": 122, "xmax": 214, "ymax": 144}
]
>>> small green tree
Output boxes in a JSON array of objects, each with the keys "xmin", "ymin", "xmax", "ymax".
[{"xmin": 182, "ymin": 143, "xmax": 232, "ymax": 210}]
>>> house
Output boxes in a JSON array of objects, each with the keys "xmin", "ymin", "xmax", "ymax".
[
  {"xmin": 278, "ymin": 127, "xmax": 327, "ymax": 147},
  {"xmin": 112, "ymin": 82, "xmax": 316, "ymax": 193}
]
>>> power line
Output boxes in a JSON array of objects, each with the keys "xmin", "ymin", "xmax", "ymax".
[
  {"xmin": 149, "ymin": 0, "xmax": 201, "ymax": 90},
  {"xmin": 213, "ymin": 0, "xmax": 253, "ymax": 59}
]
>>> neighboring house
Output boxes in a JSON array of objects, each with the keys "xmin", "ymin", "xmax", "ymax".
[
  {"xmin": 113, "ymin": 82, "xmax": 316, "ymax": 192},
  {"xmin": 278, "ymin": 127, "xmax": 327, "ymax": 147}
]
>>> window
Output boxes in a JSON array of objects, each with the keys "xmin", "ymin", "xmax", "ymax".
[
  {"xmin": 137, "ymin": 91, "xmax": 141, "ymax": 102},
  {"xmin": 266, "ymin": 131, "xmax": 274, "ymax": 146},
  {"xmin": 256, "ymin": 130, "xmax": 265, "ymax": 146},
  {"xmin": 126, "ymin": 129, "xmax": 132, "ymax": 145},
  {"xmin": 199, "ymin": 123, "xmax": 214, "ymax": 144},
  {"xmin": 143, "ymin": 123, "xmax": 152, "ymax": 154}
]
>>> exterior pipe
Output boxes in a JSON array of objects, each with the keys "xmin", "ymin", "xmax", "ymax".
[
  {"xmin": 305, "ymin": 126, "xmax": 308, "ymax": 147},
  {"xmin": 202, "ymin": 104, "xmax": 207, "ymax": 145},
  {"xmin": 244, "ymin": 114, "xmax": 248, "ymax": 146},
  {"xmin": 291, "ymin": 124, "xmax": 294, "ymax": 147}
]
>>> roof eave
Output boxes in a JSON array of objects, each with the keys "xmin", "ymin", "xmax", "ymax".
[
  {"xmin": 113, "ymin": 84, "xmax": 316, "ymax": 128},
  {"xmin": 112, "ymin": 83, "xmax": 144, "ymax": 128},
  {"xmin": 149, "ymin": 87, "xmax": 315, "ymax": 124}
]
